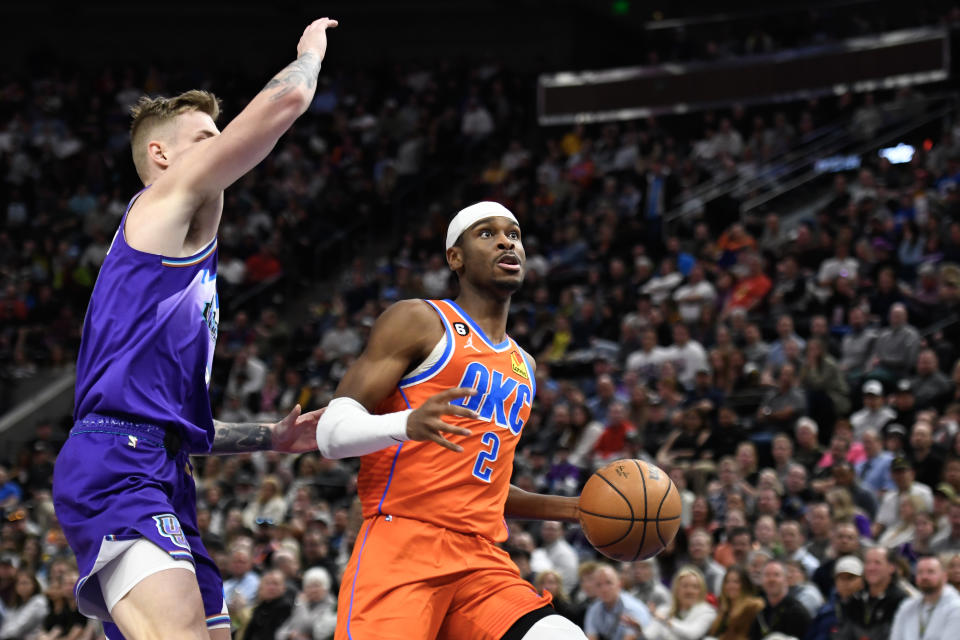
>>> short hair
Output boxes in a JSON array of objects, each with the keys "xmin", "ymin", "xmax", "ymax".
[
  {"xmin": 302, "ymin": 566, "xmax": 331, "ymax": 590},
  {"xmin": 129, "ymin": 90, "xmax": 221, "ymax": 181},
  {"xmin": 730, "ymin": 526, "xmax": 752, "ymax": 540}
]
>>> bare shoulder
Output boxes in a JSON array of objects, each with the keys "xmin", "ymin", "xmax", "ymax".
[{"xmin": 367, "ymin": 299, "xmax": 444, "ymax": 353}]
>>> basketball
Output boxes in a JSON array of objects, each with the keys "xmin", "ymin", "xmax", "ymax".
[{"xmin": 578, "ymin": 459, "xmax": 682, "ymax": 562}]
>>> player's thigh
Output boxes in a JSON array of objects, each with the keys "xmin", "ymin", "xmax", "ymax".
[
  {"xmin": 439, "ymin": 568, "xmax": 552, "ymax": 640},
  {"xmin": 109, "ymin": 566, "xmax": 207, "ymax": 640},
  {"xmin": 335, "ymin": 516, "xmax": 454, "ymax": 640}
]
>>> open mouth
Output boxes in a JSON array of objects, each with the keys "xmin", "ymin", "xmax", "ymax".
[{"xmin": 497, "ymin": 254, "xmax": 521, "ymax": 272}]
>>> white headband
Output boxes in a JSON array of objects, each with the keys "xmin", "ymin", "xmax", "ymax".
[{"xmin": 445, "ymin": 201, "xmax": 519, "ymax": 250}]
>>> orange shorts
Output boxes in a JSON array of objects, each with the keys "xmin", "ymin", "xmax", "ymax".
[{"xmin": 335, "ymin": 515, "xmax": 552, "ymax": 640}]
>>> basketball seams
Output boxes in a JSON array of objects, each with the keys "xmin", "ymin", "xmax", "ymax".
[
  {"xmin": 579, "ymin": 508, "xmax": 681, "ymax": 523},
  {"xmin": 590, "ymin": 471, "xmax": 635, "ymax": 548},
  {"xmin": 653, "ymin": 478, "xmax": 673, "ymax": 549},
  {"xmin": 579, "ymin": 459, "xmax": 680, "ymax": 561},
  {"xmin": 631, "ymin": 460, "xmax": 648, "ymax": 562}
]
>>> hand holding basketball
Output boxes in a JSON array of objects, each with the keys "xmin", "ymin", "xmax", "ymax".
[{"xmin": 578, "ymin": 459, "xmax": 682, "ymax": 562}]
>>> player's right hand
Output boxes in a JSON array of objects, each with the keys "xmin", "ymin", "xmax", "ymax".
[
  {"xmin": 406, "ymin": 387, "xmax": 477, "ymax": 452},
  {"xmin": 298, "ymin": 17, "xmax": 339, "ymax": 61}
]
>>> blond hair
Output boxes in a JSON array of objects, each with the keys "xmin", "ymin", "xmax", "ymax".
[
  {"xmin": 129, "ymin": 90, "xmax": 221, "ymax": 181},
  {"xmin": 669, "ymin": 565, "xmax": 708, "ymax": 618}
]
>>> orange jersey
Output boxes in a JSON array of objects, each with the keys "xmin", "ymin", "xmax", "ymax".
[{"xmin": 358, "ymin": 299, "xmax": 535, "ymax": 542}]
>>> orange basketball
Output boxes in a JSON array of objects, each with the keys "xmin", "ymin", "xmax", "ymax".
[{"xmin": 578, "ymin": 459, "xmax": 682, "ymax": 562}]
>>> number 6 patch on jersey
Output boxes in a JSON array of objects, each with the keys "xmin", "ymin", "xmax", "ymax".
[{"xmin": 453, "ymin": 322, "xmax": 470, "ymax": 336}]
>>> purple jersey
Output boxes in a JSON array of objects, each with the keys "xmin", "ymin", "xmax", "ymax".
[{"xmin": 73, "ymin": 187, "xmax": 220, "ymax": 453}]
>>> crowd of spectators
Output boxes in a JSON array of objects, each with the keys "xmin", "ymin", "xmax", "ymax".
[{"xmin": 6, "ymin": 5, "xmax": 960, "ymax": 640}]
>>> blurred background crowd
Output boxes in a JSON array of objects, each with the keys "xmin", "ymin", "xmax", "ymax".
[{"xmin": 5, "ymin": 1, "xmax": 960, "ymax": 639}]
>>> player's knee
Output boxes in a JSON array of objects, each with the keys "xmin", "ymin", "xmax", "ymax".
[{"xmin": 520, "ymin": 614, "xmax": 588, "ymax": 640}]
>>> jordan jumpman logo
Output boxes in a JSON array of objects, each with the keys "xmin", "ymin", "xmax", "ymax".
[{"xmin": 464, "ymin": 335, "xmax": 481, "ymax": 352}]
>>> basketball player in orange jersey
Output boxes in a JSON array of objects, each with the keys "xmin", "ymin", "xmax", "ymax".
[{"xmin": 315, "ymin": 201, "xmax": 589, "ymax": 639}]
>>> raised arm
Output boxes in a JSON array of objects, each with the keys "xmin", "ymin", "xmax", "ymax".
[
  {"xmin": 175, "ymin": 19, "xmax": 337, "ymax": 198},
  {"xmin": 126, "ymin": 18, "xmax": 337, "ymax": 255}
]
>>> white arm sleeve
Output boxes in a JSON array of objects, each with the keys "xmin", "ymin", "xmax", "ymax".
[{"xmin": 315, "ymin": 396, "xmax": 412, "ymax": 459}]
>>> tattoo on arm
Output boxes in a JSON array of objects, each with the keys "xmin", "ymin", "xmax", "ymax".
[
  {"xmin": 260, "ymin": 51, "xmax": 321, "ymax": 101},
  {"xmin": 210, "ymin": 420, "xmax": 272, "ymax": 454}
]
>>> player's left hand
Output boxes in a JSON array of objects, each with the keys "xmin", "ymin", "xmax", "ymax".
[{"xmin": 272, "ymin": 404, "xmax": 325, "ymax": 453}]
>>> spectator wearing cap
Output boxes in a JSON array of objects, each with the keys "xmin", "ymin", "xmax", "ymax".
[
  {"xmin": 890, "ymin": 381, "xmax": 918, "ymax": 434},
  {"xmin": 856, "ymin": 428, "xmax": 895, "ymax": 494},
  {"xmin": 807, "ymin": 555, "xmax": 864, "ymax": 640},
  {"xmin": 889, "ymin": 555, "xmax": 960, "ymax": 640},
  {"xmin": 884, "ymin": 423, "xmax": 909, "ymax": 455},
  {"xmin": 843, "ymin": 547, "xmax": 908, "ymax": 640},
  {"xmin": 839, "ymin": 307, "xmax": 878, "ymax": 389},
  {"xmin": 910, "ymin": 349, "xmax": 953, "ymax": 412},
  {"xmin": 866, "ymin": 303, "xmax": 922, "ymax": 384},
  {"xmin": 933, "ymin": 482, "xmax": 957, "ymax": 536},
  {"xmin": 756, "ymin": 363, "xmax": 807, "ymax": 434},
  {"xmin": 750, "ymin": 559, "xmax": 811, "ymax": 640},
  {"xmin": 874, "ymin": 456, "xmax": 933, "ymax": 539},
  {"xmin": 851, "ymin": 380, "xmax": 896, "ymax": 440},
  {"xmin": 909, "ymin": 420, "xmax": 945, "ymax": 489},
  {"xmin": 812, "ymin": 521, "xmax": 863, "ymax": 598},
  {"xmin": 933, "ymin": 500, "xmax": 960, "ymax": 554}
]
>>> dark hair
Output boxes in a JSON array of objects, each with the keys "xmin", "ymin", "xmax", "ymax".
[
  {"xmin": 730, "ymin": 526, "xmax": 752, "ymax": 540},
  {"xmin": 11, "ymin": 569, "xmax": 40, "ymax": 607}
]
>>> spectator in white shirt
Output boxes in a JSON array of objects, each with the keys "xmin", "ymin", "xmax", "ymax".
[
  {"xmin": 668, "ymin": 323, "xmax": 710, "ymax": 389},
  {"xmin": 874, "ymin": 456, "xmax": 933, "ymax": 538},
  {"xmin": 673, "ymin": 263, "xmax": 717, "ymax": 325},
  {"xmin": 851, "ymin": 379, "xmax": 896, "ymax": 439},
  {"xmin": 539, "ymin": 521, "xmax": 580, "ymax": 593},
  {"xmin": 890, "ymin": 555, "xmax": 960, "ymax": 640},
  {"xmin": 640, "ymin": 566, "xmax": 718, "ymax": 640},
  {"xmin": 780, "ymin": 520, "xmax": 820, "ymax": 578}
]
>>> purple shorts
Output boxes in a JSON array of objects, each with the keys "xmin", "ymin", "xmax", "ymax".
[{"xmin": 53, "ymin": 414, "xmax": 228, "ymax": 638}]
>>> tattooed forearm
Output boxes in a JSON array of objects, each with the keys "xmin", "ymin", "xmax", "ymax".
[
  {"xmin": 261, "ymin": 51, "xmax": 321, "ymax": 102},
  {"xmin": 210, "ymin": 420, "xmax": 273, "ymax": 454}
]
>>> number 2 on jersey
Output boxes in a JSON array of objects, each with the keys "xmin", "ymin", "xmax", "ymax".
[{"xmin": 472, "ymin": 431, "xmax": 500, "ymax": 482}]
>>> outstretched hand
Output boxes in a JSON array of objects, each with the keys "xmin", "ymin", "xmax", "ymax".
[
  {"xmin": 272, "ymin": 404, "xmax": 325, "ymax": 453},
  {"xmin": 406, "ymin": 387, "xmax": 476, "ymax": 452}
]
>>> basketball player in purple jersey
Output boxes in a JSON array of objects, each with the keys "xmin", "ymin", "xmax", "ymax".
[{"xmin": 51, "ymin": 18, "xmax": 337, "ymax": 640}]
